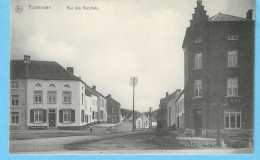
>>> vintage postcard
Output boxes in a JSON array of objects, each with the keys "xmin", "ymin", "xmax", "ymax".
[{"xmin": 8, "ymin": 0, "xmax": 256, "ymax": 156}]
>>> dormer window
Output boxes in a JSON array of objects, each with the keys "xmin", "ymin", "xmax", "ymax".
[
  {"xmin": 228, "ymin": 35, "xmax": 238, "ymax": 40},
  {"xmin": 195, "ymin": 37, "xmax": 202, "ymax": 43},
  {"xmin": 64, "ymin": 84, "xmax": 70, "ymax": 88},
  {"xmin": 35, "ymin": 83, "xmax": 42, "ymax": 87},
  {"xmin": 49, "ymin": 84, "xmax": 56, "ymax": 87}
]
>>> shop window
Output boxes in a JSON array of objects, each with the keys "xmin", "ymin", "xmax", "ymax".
[{"xmin": 225, "ymin": 111, "xmax": 241, "ymax": 129}]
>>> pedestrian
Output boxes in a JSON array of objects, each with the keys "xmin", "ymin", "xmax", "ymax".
[{"xmin": 90, "ymin": 125, "xmax": 93, "ymax": 133}]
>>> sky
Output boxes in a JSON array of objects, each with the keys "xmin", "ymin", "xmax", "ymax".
[{"xmin": 10, "ymin": 0, "xmax": 255, "ymax": 112}]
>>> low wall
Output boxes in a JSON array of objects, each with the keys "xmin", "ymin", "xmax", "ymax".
[{"xmin": 111, "ymin": 121, "xmax": 133, "ymax": 133}]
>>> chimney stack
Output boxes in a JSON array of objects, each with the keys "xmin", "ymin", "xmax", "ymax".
[
  {"xmin": 166, "ymin": 92, "xmax": 169, "ymax": 97},
  {"xmin": 107, "ymin": 94, "xmax": 111, "ymax": 98},
  {"xmin": 67, "ymin": 67, "xmax": 74, "ymax": 74},
  {"xmin": 93, "ymin": 85, "xmax": 96, "ymax": 90},
  {"xmin": 246, "ymin": 9, "xmax": 253, "ymax": 20}
]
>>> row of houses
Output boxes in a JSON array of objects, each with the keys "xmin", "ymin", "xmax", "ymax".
[
  {"xmin": 158, "ymin": 0, "xmax": 254, "ymax": 139},
  {"xmin": 123, "ymin": 113, "xmax": 157, "ymax": 129},
  {"xmin": 10, "ymin": 55, "xmax": 121, "ymax": 130}
]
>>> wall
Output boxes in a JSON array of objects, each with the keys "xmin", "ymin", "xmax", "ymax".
[
  {"xmin": 10, "ymin": 79, "xmax": 27, "ymax": 130},
  {"xmin": 26, "ymin": 79, "xmax": 83, "ymax": 128},
  {"xmin": 85, "ymin": 94, "xmax": 98, "ymax": 123}
]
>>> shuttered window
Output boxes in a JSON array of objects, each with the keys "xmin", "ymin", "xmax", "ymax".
[
  {"xmin": 30, "ymin": 109, "xmax": 46, "ymax": 123},
  {"xmin": 59, "ymin": 109, "xmax": 75, "ymax": 123}
]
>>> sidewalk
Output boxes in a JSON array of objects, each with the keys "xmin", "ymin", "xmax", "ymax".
[{"xmin": 10, "ymin": 130, "xmax": 147, "ymax": 154}]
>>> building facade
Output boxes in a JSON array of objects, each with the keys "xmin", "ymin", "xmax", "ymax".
[
  {"xmin": 158, "ymin": 89, "xmax": 181, "ymax": 128},
  {"xmin": 175, "ymin": 90, "xmax": 185, "ymax": 129},
  {"xmin": 182, "ymin": 0, "xmax": 254, "ymax": 137},
  {"xmin": 10, "ymin": 79, "xmax": 27, "ymax": 130},
  {"xmin": 10, "ymin": 56, "xmax": 105, "ymax": 130},
  {"xmin": 106, "ymin": 94, "xmax": 121, "ymax": 124}
]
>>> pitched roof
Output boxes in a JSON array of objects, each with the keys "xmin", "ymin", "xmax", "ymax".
[
  {"xmin": 175, "ymin": 89, "xmax": 185, "ymax": 102},
  {"xmin": 151, "ymin": 116, "xmax": 157, "ymax": 122},
  {"xmin": 160, "ymin": 89, "xmax": 181, "ymax": 106},
  {"xmin": 106, "ymin": 96, "xmax": 121, "ymax": 106},
  {"xmin": 209, "ymin": 13, "xmax": 250, "ymax": 22},
  {"xmin": 10, "ymin": 60, "xmax": 80, "ymax": 81},
  {"xmin": 85, "ymin": 84, "xmax": 105, "ymax": 98}
]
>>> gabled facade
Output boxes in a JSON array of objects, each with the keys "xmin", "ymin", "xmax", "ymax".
[
  {"xmin": 158, "ymin": 89, "xmax": 181, "ymax": 128},
  {"xmin": 106, "ymin": 94, "xmax": 121, "ymax": 124},
  {"xmin": 175, "ymin": 90, "xmax": 185, "ymax": 129},
  {"xmin": 182, "ymin": 0, "xmax": 254, "ymax": 137},
  {"xmin": 85, "ymin": 85, "xmax": 107, "ymax": 123}
]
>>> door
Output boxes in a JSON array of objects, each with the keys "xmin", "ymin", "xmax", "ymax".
[
  {"xmin": 194, "ymin": 109, "xmax": 202, "ymax": 136},
  {"xmin": 48, "ymin": 113, "xmax": 56, "ymax": 127},
  {"xmin": 112, "ymin": 116, "xmax": 116, "ymax": 124}
]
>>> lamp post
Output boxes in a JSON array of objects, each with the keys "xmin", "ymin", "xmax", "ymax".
[{"xmin": 130, "ymin": 77, "xmax": 138, "ymax": 131}]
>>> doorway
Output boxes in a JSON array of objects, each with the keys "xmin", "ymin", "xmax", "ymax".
[
  {"xmin": 48, "ymin": 109, "xmax": 56, "ymax": 128},
  {"xmin": 194, "ymin": 109, "xmax": 202, "ymax": 136},
  {"xmin": 112, "ymin": 116, "xmax": 116, "ymax": 124}
]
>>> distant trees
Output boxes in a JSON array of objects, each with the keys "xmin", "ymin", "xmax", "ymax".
[{"xmin": 120, "ymin": 108, "xmax": 140, "ymax": 117}]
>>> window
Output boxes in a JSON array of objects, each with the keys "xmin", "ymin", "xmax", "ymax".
[
  {"xmin": 194, "ymin": 53, "xmax": 202, "ymax": 69},
  {"xmin": 228, "ymin": 51, "xmax": 238, "ymax": 67},
  {"xmin": 11, "ymin": 95, "xmax": 19, "ymax": 106},
  {"xmin": 64, "ymin": 84, "xmax": 70, "ymax": 88},
  {"xmin": 63, "ymin": 92, "xmax": 71, "ymax": 103},
  {"xmin": 82, "ymin": 93, "xmax": 83, "ymax": 105},
  {"xmin": 194, "ymin": 80, "xmax": 202, "ymax": 97},
  {"xmin": 102, "ymin": 99, "xmax": 104, "ymax": 107},
  {"xmin": 35, "ymin": 83, "xmax": 42, "ymax": 87},
  {"xmin": 225, "ymin": 111, "xmax": 241, "ymax": 129},
  {"xmin": 11, "ymin": 112, "xmax": 19, "ymax": 124},
  {"xmin": 63, "ymin": 109, "xmax": 71, "ymax": 122},
  {"xmin": 195, "ymin": 37, "xmax": 202, "ymax": 43},
  {"xmin": 34, "ymin": 91, "xmax": 43, "ymax": 103},
  {"xmin": 49, "ymin": 84, "xmax": 56, "ymax": 87},
  {"xmin": 81, "ymin": 110, "xmax": 84, "ymax": 122},
  {"xmin": 227, "ymin": 78, "xmax": 238, "ymax": 96},
  {"xmin": 228, "ymin": 35, "xmax": 238, "ymax": 40},
  {"xmin": 48, "ymin": 91, "xmax": 56, "ymax": 104},
  {"xmin": 34, "ymin": 109, "xmax": 43, "ymax": 123},
  {"xmin": 11, "ymin": 81, "xmax": 19, "ymax": 89},
  {"xmin": 92, "ymin": 111, "xmax": 95, "ymax": 119},
  {"xmin": 112, "ymin": 108, "xmax": 116, "ymax": 113}
]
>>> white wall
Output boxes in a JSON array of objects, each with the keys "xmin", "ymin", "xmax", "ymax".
[
  {"xmin": 26, "ymin": 79, "xmax": 83, "ymax": 127},
  {"xmin": 85, "ymin": 94, "xmax": 98, "ymax": 123}
]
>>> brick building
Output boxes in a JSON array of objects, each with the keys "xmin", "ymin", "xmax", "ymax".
[
  {"xmin": 182, "ymin": 0, "xmax": 254, "ymax": 138},
  {"xmin": 106, "ymin": 94, "xmax": 121, "ymax": 124},
  {"xmin": 158, "ymin": 89, "xmax": 181, "ymax": 128}
]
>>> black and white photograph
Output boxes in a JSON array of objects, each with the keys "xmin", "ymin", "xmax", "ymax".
[{"xmin": 9, "ymin": 0, "xmax": 255, "ymax": 154}]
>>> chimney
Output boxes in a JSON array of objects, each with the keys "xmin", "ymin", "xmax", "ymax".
[
  {"xmin": 246, "ymin": 9, "xmax": 253, "ymax": 20},
  {"xmin": 24, "ymin": 55, "xmax": 31, "ymax": 78},
  {"xmin": 107, "ymin": 94, "xmax": 111, "ymax": 98},
  {"xmin": 67, "ymin": 67, "xmax": 74, "ymax": 74},
  {"xmin": 166, "ymin": 92, "xmax": 169, "ymax": 97},
  {"xmin": 92, "ymin": 85, "xmax": 96, "ymax": 90}
]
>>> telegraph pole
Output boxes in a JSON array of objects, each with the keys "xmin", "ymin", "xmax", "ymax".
[{"xmin": 130, "ymin": 77, "xmax": 137, "ymax": 131}]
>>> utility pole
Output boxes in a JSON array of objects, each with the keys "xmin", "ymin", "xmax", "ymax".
[{"xmin": 130, "ymin": 77, "xmax": 137, "ymax": 131}]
